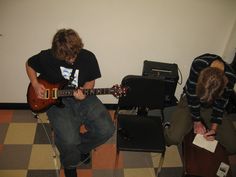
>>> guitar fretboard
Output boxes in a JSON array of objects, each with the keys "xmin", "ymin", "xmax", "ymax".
[{"xmin": 57, "ymin": 88, "xmax": 113, "ymax": 97}]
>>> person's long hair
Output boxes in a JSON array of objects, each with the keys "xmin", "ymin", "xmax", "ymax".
[
  {"xmin": 52, "ymin": 28, "xmax": 84, "ymax": 60},
  {"xmin": 196, "ymin": 67, "xmax": 228, "ymax": 103}
]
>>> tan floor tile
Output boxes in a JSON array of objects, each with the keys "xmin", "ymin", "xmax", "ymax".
[
  {"xmin": 4, "ymin": 123, "xmax": 36, "ymax": 144},
  {"xmin": 152, "ymin": 145, "xmax": 182, "ymax": 168},
  {"xmin": 37, "ymin": 113, "xmax": 50, "ymax": 123},
  {"xmin": 28, "ymin": 144, "xmax": 61, "ymax": 170},
  {"xmin": 163, "ymin": 146, "xmax": 183, "ymax": 167},
  {"xmin": 150, "ymin": 153, "xmax": 162, "ymax": 167},
  {"xmin": 124, "ymin": 168, "xmax": 155, "ymax": 177},
  {"xmin": 122, "ymin": 151, "xmax": 153, "ymax": 168},
  {"xmin": 0, "ymin": 170, "xmax": 27, "ymax": 177}
]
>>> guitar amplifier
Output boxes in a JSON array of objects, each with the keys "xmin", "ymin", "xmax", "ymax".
[{"xmin": 142, "ymin": 60, "xmax": 179, "ymax": 105}]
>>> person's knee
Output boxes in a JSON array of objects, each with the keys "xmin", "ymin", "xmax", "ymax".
[
  {"xmin": 165, "ymin": 135, "xmax": 182, "ymax": 146},
  {"xmin": 164, "ymin": 129, "xmax": 183, "ymax": 146},
  {"xmin": 95, "ymin": 112, "xmax": 115, "ymax": 140},
  {"xmin": 99, "ymin": 122, "xmax": 115, "ymax": 140}
]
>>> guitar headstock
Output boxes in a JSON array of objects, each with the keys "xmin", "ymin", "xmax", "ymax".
[{"xmin": 111, "ymin": 84, "xmax": 128, "ymax": 98}]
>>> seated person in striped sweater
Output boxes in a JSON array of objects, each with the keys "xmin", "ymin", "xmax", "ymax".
[{"xmin": 164, "ymin": 53, "xmax": 236, "ymax": 154}]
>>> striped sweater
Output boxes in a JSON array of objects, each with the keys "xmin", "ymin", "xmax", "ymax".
[{"xmin": 184, "ymin": 53, "xmax": 236, "ymax": 124}]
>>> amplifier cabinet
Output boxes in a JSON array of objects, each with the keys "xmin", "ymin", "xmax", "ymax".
[{"xmin": 142, "ymin": 60, "xmax": 179, "ymax": 105}]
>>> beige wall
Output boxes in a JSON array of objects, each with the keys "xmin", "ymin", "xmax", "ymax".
[
  {"xmin": 0, "ymin": 0, "xmax": 236, "ymax": 103},
  {"xmin": 223, "ymin": 18, "xmax": 236, "ymax": 61}
]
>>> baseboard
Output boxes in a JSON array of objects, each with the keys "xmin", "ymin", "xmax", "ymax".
[
  {"xmin": 0, "ymin": 103, "xmax": 29, "ymax": 109},
  {"xmin": 0, "ymin": 103, "xmax": 117, "ymax": 110}
]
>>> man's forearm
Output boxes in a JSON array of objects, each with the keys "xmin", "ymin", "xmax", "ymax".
[{"xmin": 25, "ymin": 62, "xmax": 38, "ymax": 86}]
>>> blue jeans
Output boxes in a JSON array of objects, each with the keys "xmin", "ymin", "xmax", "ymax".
[{"xmin": 47, "ymin": 96, "xmax": 115, "ymax": 168}]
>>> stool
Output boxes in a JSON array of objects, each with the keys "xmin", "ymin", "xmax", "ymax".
[{"xmin": 182, "ymin": 130, "xmax": 232, "ymax": 177}]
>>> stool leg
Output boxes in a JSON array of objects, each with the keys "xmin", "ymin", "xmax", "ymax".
[
  {"xmin": 34, "ymin": 113, "xmax": 60, "ymax": 177},
  {"xmin": 51, "ymin": 127, "xmax": 57, "ymax": 158},
  {"xmin": 156, "ymin": 151, "xmax": 165, "ymax": 177},
  {"xmin": 47, "ymin": 126, "xmax": 60, "ymax": 177}
]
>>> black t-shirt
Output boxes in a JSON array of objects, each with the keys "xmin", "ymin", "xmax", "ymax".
[{"xmin": 27, "ymin": 49, "xmax": 101, "ymax": 87}]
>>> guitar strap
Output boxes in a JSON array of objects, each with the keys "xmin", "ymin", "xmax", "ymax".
[{"xmin": 67, "ymin": 65, "xmax": 77, "ymax": 88}]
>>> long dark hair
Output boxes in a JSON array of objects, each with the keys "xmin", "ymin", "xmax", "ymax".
[
  {"xmin": 196, "ymin": 67, "xmax": 228, "ymax": 103},
  {"xmin": 51, "ymin": 28, "xmax": 84, "ymax": 60}
]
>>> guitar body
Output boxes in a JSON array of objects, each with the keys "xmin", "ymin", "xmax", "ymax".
[
  {"xmin": 27, "ymin": 79, "xmax": 65, "ymax": 113},
  {"xmin": 27, "ymin": 78, "xmax": 127, "ymax": 113}
]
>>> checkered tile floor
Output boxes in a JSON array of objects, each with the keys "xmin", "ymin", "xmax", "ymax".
[{"xmin": 0, "ymin": 109, "xmax": 235, "ymax": 177}]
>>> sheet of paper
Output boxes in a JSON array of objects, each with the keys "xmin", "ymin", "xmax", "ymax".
[{"xmin": 192, "ymin": 134, "xmax": 218, "ymax": 153}]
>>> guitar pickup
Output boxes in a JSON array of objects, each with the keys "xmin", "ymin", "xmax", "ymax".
[
  {"xmin": 44, "ymin": 89, "xmax": 49, "ymax": 99},
  {"xmin": 52, "ymin": 88, "xmax": 58, "ymax": 99}
]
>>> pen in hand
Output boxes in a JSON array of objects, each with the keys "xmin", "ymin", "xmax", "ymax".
[
  {"xmin": 204, "ymin": 129, "xmax": 217, "ymax": 140},
  {"xmin": 207, "ymin": 133, "xmax": 216, "ymax": 137}
]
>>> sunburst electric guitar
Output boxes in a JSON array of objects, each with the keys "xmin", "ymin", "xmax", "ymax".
[{"xmin": 27, "ymin": 78, "xmax": 128, "ymax": 113}]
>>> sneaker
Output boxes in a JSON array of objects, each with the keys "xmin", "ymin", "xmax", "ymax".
[
  {"xmin": 163, "ymin": 121, "xmax": 171, "ymax": 129},
  {"xmin": 80, "ymin": 152, "xmax": 91, "ymax": 164}
]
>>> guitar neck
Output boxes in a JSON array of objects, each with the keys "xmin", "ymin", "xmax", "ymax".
[{"xmin": 58, "ymin": 88, "xmax": 113, "ymax": 97}]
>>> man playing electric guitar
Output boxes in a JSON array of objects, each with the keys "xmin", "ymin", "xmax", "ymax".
[{"xmin": 26, "ymin": 28, "xmax": 115, "ymax": 177}]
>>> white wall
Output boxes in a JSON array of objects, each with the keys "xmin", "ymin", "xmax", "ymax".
[
  {"xmin": 0, "ymin": 0, "xmax": 236, "ymax": 104},
  {"xmin": 223, "ymin": 18, "xmax": 236, "ymax": 61}
]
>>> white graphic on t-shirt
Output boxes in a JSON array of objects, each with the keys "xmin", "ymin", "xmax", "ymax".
[{"xmin": 60, "ymin": 66, "xmax": 79, "ymax": 87}]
